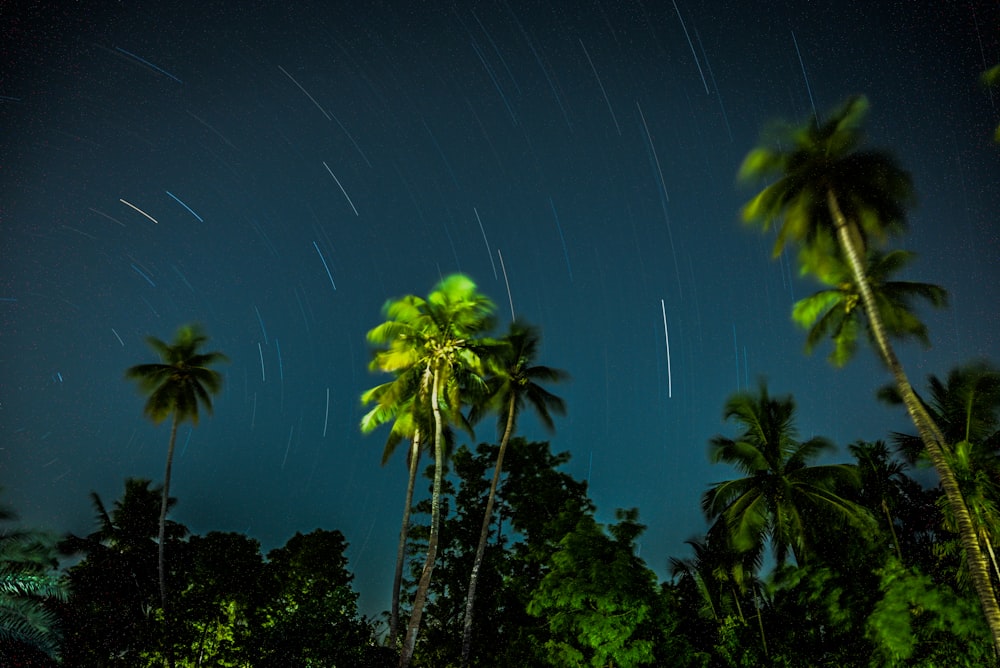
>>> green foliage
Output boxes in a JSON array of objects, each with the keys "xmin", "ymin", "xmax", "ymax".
[
  {"xmin": 738, "ymin": 95, "xmax": 913, "ymax": 269},
  {"xmin": 867, "ymin": 558, "xmax": 995, "ymax": 667},
  {"xmin": 125, "ymin": 323, "xmax": 228, "ymax": 426},
  {"xmin": 0, "ymin": 498, "xmax": 66, "ymax": 662},
  {"xmin": 173, "ymin": 532, "xmax": 265, "ymax": 665},
  {"xmin": 792, "ymin": 250, "xmax": 947, "ymax": 367},
  {"xmin": 702, "ymin": 382, "xmax": 871, "ymax": 567},
  {"xmin": 257, "ymin": 529, "xmax": 376, "ymax": 667},
  {"xmin": 527, "ymin": 510, "xmax": 662, "ymax": 668},
  {"xmin": 59, "ymin": 483, "xmax": 381, "ymax": 666},
  {"xmin": 58, "ymin": 479, "xmax": 178, "ymax": 667}
]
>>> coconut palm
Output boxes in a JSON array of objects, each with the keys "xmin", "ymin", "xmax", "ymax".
[
  {"xmin": 792, "ymin": 249, "xmax": 947, "ymax": 368},
  {"xmin": 366, "ymin": 274, "xmax": 495, "ymax": 668},
  {"xmin": 0, "ymin": 499, "xmax": 66, "ymax": 661},
  {"xmin": 361, "ymin": 384, "xmax": 423, "ymax": 648},
  {"xmin": 848, "ymin": 441, "xmax": 911, "ymax": 561},
  {"xmin": 702, "ymin": 383, "xmax": 868, "ymax": 568},
  {"xmin": 361, "ymin": 376, "xmax": 466, "ymax": 647},
  {"xmin": 739, "ymin": 95, "xmax": 1000, "ymax": 651},
  {"xmin": 885, "ymin": 363, "xmax": 1000, "ymax": 585},
  {"xmin": 125, "ymin": 324, "xmax": 227, "ymax": 607},
  {"xmin": 460, "ymin": 321, "xmax": 567, "ymax": 665}
]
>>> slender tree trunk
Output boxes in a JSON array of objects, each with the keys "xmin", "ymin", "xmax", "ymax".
[
  {"xmin": 159, "ymin": 413, "xmax": 179, "ymax": 668},
  {"xmin": 461, "ymin": 394, "xmax": 517, "ymax": 666},
  {"xmin": 828, "ymin": 189, "xmax": 1000, "ymax": 656},
  {"xmin": 731, "ymin": 584, "xmax": 745, "ymax": 623},
  {"xmin": 753, "ymin": 586, "xmax": 768, "ymax": 658},
  {"xmin": 399, "ymin": 369, "xmax": 444, "ymax": 668},
  {"xmin": 882, "ymin": 499, "xmax": 903, "ymax": 562},
  {"xmin": 388, "ymin": 430, "xmax": 421, "ymax": 647}
]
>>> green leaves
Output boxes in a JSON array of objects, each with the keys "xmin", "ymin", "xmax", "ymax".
[
  {"xmin": 792, "ymin": 250, "xmax": 946, "ymax": 367},
  {"xmin": 527, "ymin": 512, "xmax": 661, "ymax": 667},
  {"xmin": 867, "ymin": 558, "xmax": 992, "ymax": 666},
  {"xmin": 125, "ymin": 323, "xmax": 227, "ymax": 426},
  {"xmin": 703, "ymin": 383, "xmax": 867, "ymax": 568},
  {"xmin": 0, "ymin": 495, "xmax": 67, "ymax": 661},
  {"xmin": 738, "ymin": 95, "xmax": 913, "ymax": 276}
]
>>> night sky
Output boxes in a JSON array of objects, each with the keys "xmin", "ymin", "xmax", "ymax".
[{"xmin": 3, "ymin": 1, "xmax": 999, "ymax": 618}]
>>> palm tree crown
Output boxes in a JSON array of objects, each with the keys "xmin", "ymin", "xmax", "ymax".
[
  {"xmin": 126, "ymin": 324, "xmax": 227, "ymax": 426},
  {"xmin": 792, "ymin": 249, "xmax": 947, "ymax": 367},
  {"xmin": 702, "ymin": 383, "xmax": 867, "ymax": 567},
  {"xmin": 461, "ymin": 321, "xmax": 567, "ymax": 664},
  {"xmin": 364, "ymin": 274, "xmax": 496, "ymax": 668},
  {"xmin": 739, "ymin": 95, "xmax": 913, "ymax": 275}
]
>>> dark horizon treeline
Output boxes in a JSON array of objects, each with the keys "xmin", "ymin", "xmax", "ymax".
[{"xmin": 2, "ymin": 372, "xmax": 999, "ymax": 666}]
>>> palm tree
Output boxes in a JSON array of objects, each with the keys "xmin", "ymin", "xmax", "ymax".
[
  {"xmin": 702, "ymin": 383, "xmax": 868, "ymax": 568},
  {"xmin": 0, "ymin": 499, "xmax": 67, "ymax": 661},
  {"xmin": 125, "ymin": 324, "xmax": 227, "ymax": 607},
  {"xmin": 360, "ymin": 376, "xmax": 465, "ymax": 647},
  {"xmin": 848, "ymin": 441, "xmax": 911, "ymax": 561},
  {"xmin": 58, "ymin": 479, "xmax": 185, "ymax": 666},
  {"xmin": 792, "ymin": 249, "xmax": 947, "ymax": 368},
  {"xmin": 669, "ymin": 533, "xmax": 767, "ymax": 655},
  {"xmin": 365, "ymin": 274, "xmax": 495, "ymax": 668},
  {"xmin": 361, "ymin": 384, "xmax": 422, "ymax": 649},
  {"xmin": 738, "ymin": 95, "xmax": 1000, "ymax": 651},
  {"xmin": 460, "ymin": 321, "xmax": 567, "ymax": 665},
  {"xmin": 885, "ymin": 363, "xmax": 1000, "ymax": 586}
]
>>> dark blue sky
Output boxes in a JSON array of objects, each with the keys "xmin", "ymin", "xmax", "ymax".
[{"xmin": 3, "ymin": 1, "xmax": 998, "ymax": 617}]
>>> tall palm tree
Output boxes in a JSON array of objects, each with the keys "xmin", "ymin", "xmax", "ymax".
[
  {"xmin": 366, "ymin": 274, "xmax": 495, "ymax": 668},
  {"xmin": 702, "ymin": 383, "xmax": 868, "ymax": 568},
  {"xmin": 792, "ymin": 249, "xmax": 947, "ymax": 367},
  {"xmin": 460, "ymin": 321, "xmax": 567, "ymax": 665},
  {"xmin": 125, "ymin": 324, "xmax": 227, "ymax": 607},
  {"xmin": 738, "ymin": 95, "xmax": 1000, "ymax": 651},
  {"xmin": 361, "ymin": 384, "xmax": 422, "ymax": 648}
]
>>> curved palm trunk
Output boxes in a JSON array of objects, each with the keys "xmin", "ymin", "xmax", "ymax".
[
  {"xmin": 399, "ymin": 369, "xmax": 445, "ymax": 668},
  {"xmin": 388, "ymin": 429, "xmax": 422, "ymax": 647},
  {"xmin": 461, "ymin": 393, "xmax": 517, "ymax": 666},
  {"xmin": 828, "ymin": 189, "xmax": 1000, "ymax": 656},
  {"xmin": 159, "ymin": 413, "xmax": 179, "ymax": 668}
]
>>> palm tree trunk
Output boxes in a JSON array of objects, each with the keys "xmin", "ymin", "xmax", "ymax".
[
  {"xmin": 399, "ymin": 369, "xmax": 444, "ymax": 668},
  {"xmin": 753, "ymin": 585, "xmax": 768, "ymax": 658},
  {"xmin": 159, "ymin": 414, "xmax": 179, "ymax": 606},
  {"xmin": 388, "ymin": 430, "xmax": 421, "ymax": 647},
  {"xmin": 461, "ymin": 394, "xmax": 517, "ymax": 666},
  {"xmin": 980, "ymin": 530, "xmax": 1000, "ymax": 587},
  {"xmin": 730, "ymin": 584, "xmax": 745, "ymax": 623},
  {"xmin": 881, "ymin": 498, "xmax": 903, "ymax": 562},
  {"xmin": 828, "ymin": 189, "xmax": 1000, "ymax": 657},
  {"xmin": 159, "ymin": 413, "xmax": 179, "ymax": 668}
]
